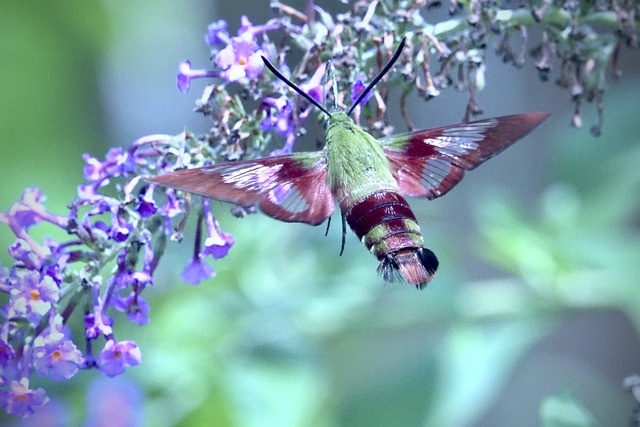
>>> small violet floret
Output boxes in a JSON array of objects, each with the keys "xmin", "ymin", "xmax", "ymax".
[
  {"xmin": 9, "ymin": 271, "xmax": 59, "ymax": 323},
  {"xmin": 177, "ymin": 60, "xmax": 219, "ymax": 93},
  {"xmin": 96, "ymin": 340, "xmax": 142, "ymax": 377},
  {"xmin": 0, "ymin": 378, "xmax": 49, "ymax": 418},
  {"xmin": 216, "ymin": 33, "xmax": 264, "ymax": 82},
  {"xmin": 350, "ymin": 75, "xmax": 373, "ymax": 105},
  {"xmin": 181, "ymin": 256, "xmax": 216, "ymax": 285},
  {"xmin": 33, "ymin": 331, "xmax": 84, "ymax": 381},
  {"xmin": 205, "ymin": 20, "xmax": 230, "ymax": 45}
]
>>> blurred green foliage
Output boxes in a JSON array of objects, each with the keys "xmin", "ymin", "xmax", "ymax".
[
  {"xmin": 0, "ymin": 1, "xmax": 109, "ymax": 266},
  {"xmin": 2, "ymin": 1, "xmax": 640, "ymax": 426},
  {"xmin": 540, "ymin": 393, "xmax": 595, "ymax": 427}
]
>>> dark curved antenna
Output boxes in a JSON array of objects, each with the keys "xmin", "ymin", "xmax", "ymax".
[
  {"xmin": 347, "ymin": 38, "xmax": 406, "ymax": 116},
  {"xmin": 261, "ymin": 56, "xmax": 331, "ymax": 117}
]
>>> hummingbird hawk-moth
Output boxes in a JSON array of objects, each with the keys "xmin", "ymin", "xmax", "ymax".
[{"xmin": 150, "ymin": 39, "xmax": 549, "ymax": 288}]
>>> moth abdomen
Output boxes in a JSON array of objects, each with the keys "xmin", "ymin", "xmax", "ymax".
[
  {"xmin": 378, "ymin": 247, "xmax": 439, "ymax": 290},
  {"xmin": 344, "ymin": 190, "xmax": 439, "ymax": 288}
]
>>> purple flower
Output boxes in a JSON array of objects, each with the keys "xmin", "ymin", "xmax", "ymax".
[
  {"xmin": 8, "ymin": 239, "xmax": 39, "ymax": 270},
  {"xmin": 9, "ymin": 271, "xmax": 59, "ymax": 323},
  {"xmin": 216, "ymin": 34, "xmax": 264, "ymax": 82},
  {"xmin": 82, "ymin": 147, "xmax": 136, "ymax": 185},
  {"xmin": 237, "ymin": 16, "xmax": 279, "ymax": 38},
  {"xmin": 0, "ymin": 188, "xmax": 68, "ymax": 237},
  {"xmin": 33, "ymin": 331, "xmax": 83, "ymax": 381},
  {"xmin": 0, "ymin": 378, "xmax": 49, "ymax": 418},
  {"xmin": 201, "ymin": 201, "xmax": 234, "ymax": 260},
  {"xmin": 238, "ymin": 15, "xmax": 254, "ymax": 34},
  {"xmin": 109, "ymin": 215, "xmax": 131, "ymax": 242},
  {"xmin": 260, "ymin": 97, "xmax": 294, "ymax": 137},
  {"xmin": 0, "ymin": 339, "xmax": 15, "ymax": 372},
  {"xmin": 205, "ymin": 20, "xmax": 230, "ymax": 45},
  {"xmin": 350, "ymin": 75, "xmax": 373, "ymax": 106},
  {"xmin": 136, "ymin": 186, "xmax": 158, "ymax": 218},
  {"xmin": 84, "ymin": 310, "xmax": 114, "ymax": 340},
  {"xmin": 42, "ymin": 242, "xmax": 69, "ymax": 286},
  {"xmin": 96, "ymin": 340, "xmax": 141, "ymax": 377},
  {"xmin": 159, "ymin": 188, "xmax": 182, "ymax": 219},
  {"xmin": 181, "ymin": 256, "xmax": 216, "ymax": 285},
  {"xmin": 112, "ymin": 290, "xmax": 150, "ymax": 325},
  {"xmin": 299, "ymin": 63, "xmax": 327, "ymax": 104},
  {"xmin": 202, "ymin": 232, "xmax": 234, "ymax": 260},
  {"xmin": 176, "ymin": 60, "xmax": 219, "ymax": 93},
  {"xmin": 76, "ymin": 183, "xmax": 101, "ymax": 203}
]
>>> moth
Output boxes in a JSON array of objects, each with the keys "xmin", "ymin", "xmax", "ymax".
[{"xmin": 150, "ymin": 39, "xmax": 549, "ymax": 289}]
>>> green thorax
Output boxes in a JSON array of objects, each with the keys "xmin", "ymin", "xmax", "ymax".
[{"xmin": 325, "ymin": 110, "xmax": 397, "ymax": 207}]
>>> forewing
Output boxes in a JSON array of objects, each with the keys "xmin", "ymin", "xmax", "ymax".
[
  {"xmin": 149, "ymin": 152, "xmax": 334, "ymax": 225},
  {"xmin": 382, "ymin": 113, "xmax": 549, "ymax": 199}
]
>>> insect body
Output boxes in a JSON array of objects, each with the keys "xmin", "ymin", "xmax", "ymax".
[
  {"xmin": 326, "ymin": 110, "xmax": 439, "ymax": 286},
  {"xmin": 149, "ymin": 40, "xmax": 549, "ymax": 289}
]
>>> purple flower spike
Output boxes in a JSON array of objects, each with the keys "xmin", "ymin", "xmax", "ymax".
[
  {"xmin": 216, "ymin": 34, "xmax": 264, "ymax": 82},
  {"xmin": 181, "ymin": 256, "xmax": 216, "ymax": 285},
  {"xmin": 96, "ymin": 340, "xmax": 141, "ymax": 377},
  {"xmin": 0, "ymin": 378, "xmax": 49, "ymax": 418},
  {"xmin": 177, "ymin": 60, "xmax": 219, "ymax": 93}
]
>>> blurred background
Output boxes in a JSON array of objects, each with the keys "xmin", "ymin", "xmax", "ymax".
[{"xmin": 1, "ymin": 1, "xmax": 640, "ymax": 426}]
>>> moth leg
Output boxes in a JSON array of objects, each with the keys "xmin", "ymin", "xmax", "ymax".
[{"xmin": 339, "ymin": 211, "xmax": 347, "ymax": 256}]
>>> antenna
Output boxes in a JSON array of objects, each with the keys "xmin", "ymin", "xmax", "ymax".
[
  {"xmin": 261, "ymin": 56, "xmax": 331, "ymax": 117},
  {"xmin": 347, "ymin": 38, "xmax": 406, "ymax": 116},
  {"xmin": 328, "ymin": 61, "xmax": 339, "ymax": 110}
]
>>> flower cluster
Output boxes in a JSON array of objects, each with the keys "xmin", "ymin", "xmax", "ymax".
[
  {"xmin": 2, "ymin": 0, "xmax": 638, "ymax": 418},
  {"xmin": 0, "ymin": 133, "xmax": 235, "ymax": 417}
]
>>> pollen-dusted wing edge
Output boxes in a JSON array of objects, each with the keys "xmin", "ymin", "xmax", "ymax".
[
  {"xmin": 148, "ymin": 152, "xmax": 335, "ymax": 225},
  {"xmin": 382, "ymin": 112, "xmax": 550, "ymax": 199}
]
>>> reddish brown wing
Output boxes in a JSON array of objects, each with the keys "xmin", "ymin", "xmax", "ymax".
[
  {"xmin": 149, "ymin": 152, "xmax": 334, "ymax": 225},
  {"xmin": 381, "ymin": 113, "xmax": 550, "ymax": 199}
]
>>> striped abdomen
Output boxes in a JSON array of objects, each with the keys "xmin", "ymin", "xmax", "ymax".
[{"xmin": 343, "ymin": 190, "xmax": 439, "ymax": 289}]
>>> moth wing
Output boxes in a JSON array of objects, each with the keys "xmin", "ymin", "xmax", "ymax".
[
  {"xmin": 149, "ymin": 152, "xmax": 335, "ymax": 225},
  {"xmin": 381, "ymin": 113, "xmax": 549, "ymax": 199}
]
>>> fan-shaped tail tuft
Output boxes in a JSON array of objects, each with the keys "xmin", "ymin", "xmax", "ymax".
[{"xmin": 377, "ymin": 248, "xmax": 439, "ymax": 289}]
